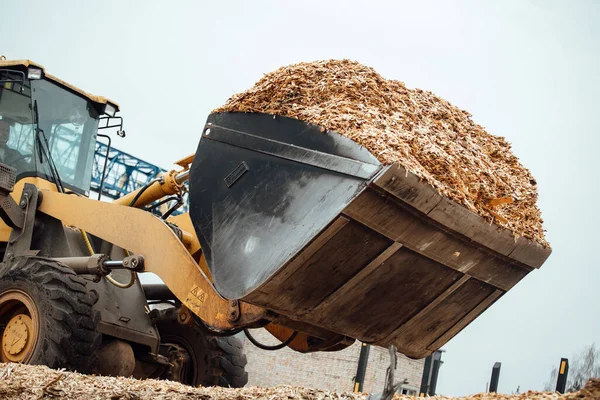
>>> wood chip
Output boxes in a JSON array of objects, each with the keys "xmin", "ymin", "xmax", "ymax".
[
  {"xmin": 214, "ymin": 60, "xmax": 549, "ymax": 247},
  {"xmin": 487, "ymin": 198, "xmax": 515, "ymax": 207},
  {"xmin": 0, "ymin": 363, "xmax": 597, "ymax": 399}
]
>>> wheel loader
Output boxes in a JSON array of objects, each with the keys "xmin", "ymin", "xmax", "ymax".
[{"xmin": 0, "ymin": 59, "xmax": 551, "ymax": 387}]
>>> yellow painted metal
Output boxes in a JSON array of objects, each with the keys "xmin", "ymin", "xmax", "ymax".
[
  {"xmin": 0, "ymin": 59, "xmax": 119, "ymax": 110},
  {"xmin": 113, "ymin": 170, "xmax": 183, "ymax": 208},
  {"xmin": 0, "ymin": 177, "xmax": 58, "ymax": 242},
  {"xmin": 0, "ymin": 290, "xmax": 39, "ymax": 363},
  {"xmin": 174, "ymin": 154, "xmax": 194, "ymax": 169},
  {"xmin": 37, "ymin": 190, "xmax": 250, "ymax": 329},
  {"xmin": 0, "ymin": 177, "xmax": 265, "ymax": 329}
]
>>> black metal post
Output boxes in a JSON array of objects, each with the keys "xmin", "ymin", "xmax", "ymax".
[
  {"xmin": 419, "ymin": 350, "xmax": 444, "ymax": 396},
  {"xmin": 96, "ymin": 134, "xmax": 111, "ymax": 200},
  {"xmin": 429, "ymin": 351, "xmax": 444, "ymax": 395},
  {"xmin": 556, "ymin": 358, "xmax": 569, "ymax": 394},
  {"xmin": 354, "ymin": 343, "xmax": 370, "ymax": 392},
  {"xmin": 419, "ymin": 354, "xmax": 433, "ymax": 396},
  {"xmin": 489, "ymin": 362, "xmax": 501, "ymax": 392}
]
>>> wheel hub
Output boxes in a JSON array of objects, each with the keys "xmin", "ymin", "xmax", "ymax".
[
  {"xmin": 2, "ymin": 314, "xmax": 32, "ymax": 359},
  {"xmin": 0, "ymin": 289, "xmax": 39, "ymax": 363}
]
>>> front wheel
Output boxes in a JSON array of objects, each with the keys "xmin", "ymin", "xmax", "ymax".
[
  {"xmin": 156, "ymin": 320, "xmax": 248, "ymax": 387},
  {"xmin": 0, "ymin": 256, "xmax": 101, "ymax": 372}
]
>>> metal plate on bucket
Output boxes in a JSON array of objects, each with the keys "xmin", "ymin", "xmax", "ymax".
[{"xmin": 189, "ymin": 113, "xmax": 381, "ymax": 299}]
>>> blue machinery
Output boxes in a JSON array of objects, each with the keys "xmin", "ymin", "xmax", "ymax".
[{"xmin": 91, "ymin": 142, "xmax": 188, "ymax": 214}]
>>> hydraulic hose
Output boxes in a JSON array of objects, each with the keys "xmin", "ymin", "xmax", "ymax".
[
  {"xmin": 128, "ymin": 179, "xmax": 159, "ymax": 207},
  {"xmin": 244, "ymin": 328, "xmax": 298, "ymax": 351},
  {"xmin": 105, "ymin": 270, "xmax": 136, "ymax": 289}
]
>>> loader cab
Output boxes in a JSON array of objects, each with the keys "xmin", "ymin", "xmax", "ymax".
[{"xmin": 0, "ymin": 61, "xmax": 118, "ymax": 196}]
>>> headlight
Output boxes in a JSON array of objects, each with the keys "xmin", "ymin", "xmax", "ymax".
[
  {"xmin": 104, "ymin": 103, "xmax": 117, "ymax": 117},
  {"xmin": 27, "ymin": 68, "xmax": 43, "ymax": 80}
]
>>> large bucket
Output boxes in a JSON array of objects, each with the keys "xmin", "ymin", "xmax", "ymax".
[{"xmin": 189, "ymin": 112, "xmax": 551, "ymax": 358}]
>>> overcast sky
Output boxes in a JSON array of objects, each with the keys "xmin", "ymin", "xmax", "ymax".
[{"xmin": 2, "ymin": 0, "xmax": 599, "ymax": 396}]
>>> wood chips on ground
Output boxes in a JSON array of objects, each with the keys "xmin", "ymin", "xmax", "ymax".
[
  {"xmin": 0, "ymin": 363, "xmax": 597, "ymax": 400},
  {"xmin": 214, "ymin": 60, "xmax": 548, "ymax": 247}
]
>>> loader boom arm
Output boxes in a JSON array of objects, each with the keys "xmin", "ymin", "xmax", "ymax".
[{"xmin": 37, "ymin": 190, "xmax": 266, "ymax": 330}]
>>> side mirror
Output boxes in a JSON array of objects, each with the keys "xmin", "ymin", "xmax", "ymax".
[{"xmin": 98, "ymin": 116, "xmax": 125, "ymax": 138}]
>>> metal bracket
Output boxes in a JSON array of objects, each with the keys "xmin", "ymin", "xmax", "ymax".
[
  {"xmin": 0, "ymin": 193, "xmax": 24, "ymax": 229},
  {"xmin": 4, "ymin": 184, "xmax": 41, "ymax": 261},
  {"xmin": 104, "ymin": 255, "xmax": 145, "ymax": 272},
  {"xmin": 0, "ymin": 163, "xmax": 23, "ymax": 229}
]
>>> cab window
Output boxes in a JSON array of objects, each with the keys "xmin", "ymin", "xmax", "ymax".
[{"xmin": 0, "ymin": 70, "xmax": 100, "ymax": 195}]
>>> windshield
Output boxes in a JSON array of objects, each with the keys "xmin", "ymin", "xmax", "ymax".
[{"xmin": 0, "ymin": 73, "xmax": 100, "ymax": 194}]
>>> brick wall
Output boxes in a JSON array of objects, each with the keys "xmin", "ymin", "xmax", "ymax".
[{"xmin": 240, "ymin": 329, "xmax": 424, "ymax": 394}]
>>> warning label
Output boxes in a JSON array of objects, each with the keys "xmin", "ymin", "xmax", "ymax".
[{"xmin": 185, "ymin": 285, "xmax": 206, "ymax": 314}]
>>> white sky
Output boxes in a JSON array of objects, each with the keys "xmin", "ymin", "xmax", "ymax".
[{"xmin": 2, "ymin": 0, "xmax": 599, "ymax": 395}]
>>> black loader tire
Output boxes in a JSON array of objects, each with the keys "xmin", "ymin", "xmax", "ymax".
[
  {"xmin": 0, "ymin": 256, "xmax": 101, "ymax": 372},
  {"xmin": 213, "ymin": 335, "xmax": 248, "ymax": 388},
  {"xmin": 156, "ymin": 320, "xmax": 248, "ymax": 387}
]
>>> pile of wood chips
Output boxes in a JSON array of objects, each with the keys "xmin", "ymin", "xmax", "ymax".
[
  {"xmin": 214, "ymin": 60, "xmax": 548, "ymax": 246},
  {"xmin": 0, "ymin": 363, "xmax": 598, "ymax": 400}
]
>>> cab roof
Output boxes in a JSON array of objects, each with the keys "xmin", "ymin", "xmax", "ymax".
[{"xmin": 0, "ymin": 59, "xmax": 120, "ymax": 112}]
